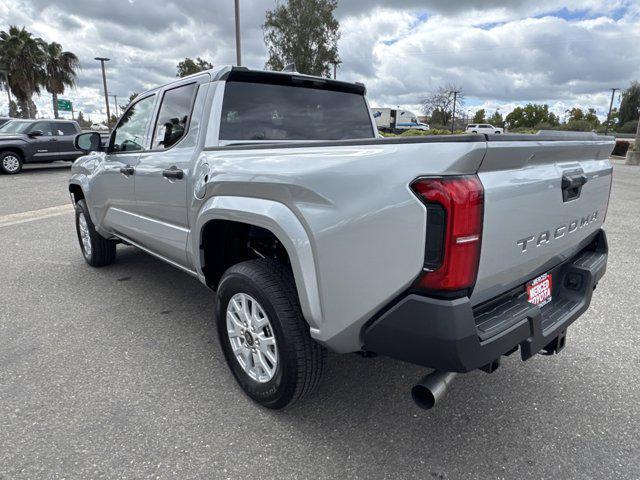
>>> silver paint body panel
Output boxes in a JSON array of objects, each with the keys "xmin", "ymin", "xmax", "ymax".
[{"xmin": 70, "ymin": 67, "xmax": 614, "ymax": 353}]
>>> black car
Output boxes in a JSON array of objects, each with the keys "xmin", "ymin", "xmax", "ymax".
[{"xmin": 0, "ymin": 119, "xmax": 82, "ymax": 174}]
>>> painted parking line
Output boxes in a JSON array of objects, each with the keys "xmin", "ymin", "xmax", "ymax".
[{"xmin": 0, "ymin": 204, "xmax": 74, "ymax": 228}]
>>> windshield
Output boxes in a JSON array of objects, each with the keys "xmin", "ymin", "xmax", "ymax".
[{"xmin": 0, "ymin": 120, "xmax": 33, "ymax": 134}]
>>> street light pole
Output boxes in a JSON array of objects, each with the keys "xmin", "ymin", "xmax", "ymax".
[
  {"xmin": 234, "ymin": 0, "xmax": 242, "ymax": 66},
  {"xmin": 604, "ymin": 88, "xmax": 619, "ymax": 135},
  {"xmin": 450, "ymin": 90, "xmax": 461, "ymax": 133},
  {"xmin": 95, "ymin": 57, "xmax": 111, "ymax": 130}
]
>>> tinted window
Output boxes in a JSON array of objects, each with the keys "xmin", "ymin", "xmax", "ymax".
[
  {"xmin": 55, "ymin": 123, "xmax": 77, "ymax": 135},
  {"xmin": 0, "ymin": 120, "xmax": 32, "ymax": 133},
  {"xmin": 152, "ymin": 83, "xmax": 197, "ymax": 150},
  {"xmin": 29, "ymin": 122, "xmax": 53, "ymax": 136},
  {"xmin": 468, "ymin": 124, "xmax": 476, "ymax": 128},
  {"xmin": 220, "ymin": 81, "xmax": 374, "ymax": 141},
  {"xmin": 111, "ymin": 95, "xmax": 155, "ymax": 152}
]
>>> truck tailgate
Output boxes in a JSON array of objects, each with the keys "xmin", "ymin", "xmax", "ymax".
[{"xmin": 471, "ymin": 135, "xmax": 614, "ymax": 306}]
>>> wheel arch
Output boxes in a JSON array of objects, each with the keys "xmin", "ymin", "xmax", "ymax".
[
  {"xmin": 194, "ymin": 196, "xmax": 323, "ymax": 332},
  {"xmin": 0, "ymin": 145, "xmax": 25, "ymax": 160},
  {"xmin": 69, "ymin": 182, "xmax": 85, "ymax": 204}
]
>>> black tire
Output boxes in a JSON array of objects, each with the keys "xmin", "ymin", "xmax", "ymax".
[
  {"xmin": 75, "ymin": 199, "xmax": 117, "ymax": 267},
  {"xmin": 472, "ymin": 130, "xmax": 478, "ymax": 134},
  {"xmin": 0, "ymin": 151, "xmax": 24, "ymax": 175},
  {"xmin": 216, "ymin": 259, "xmax": 326, "ymax": 409}
]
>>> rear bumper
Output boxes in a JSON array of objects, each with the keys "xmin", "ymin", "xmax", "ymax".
[{"xmin": 363, "ymin": 229, "xmax": 608, "ymax": 372}]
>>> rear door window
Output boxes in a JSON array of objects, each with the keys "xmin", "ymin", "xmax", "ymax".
[
  {"xmin": 55, "ymin": 123, "xmax": 77, "ymax": 136},
  {"xmin": 151, "ymin": 83, "xmax": 198, "ymax": 150},
  {"xmin": 220, "ymin": 80, "xmax": 374, "ymax": 141}
]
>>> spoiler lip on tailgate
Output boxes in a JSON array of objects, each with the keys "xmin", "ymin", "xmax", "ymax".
[{"xmin": 485, "ymin": 130, "xmax": 615, "ymax": 142}]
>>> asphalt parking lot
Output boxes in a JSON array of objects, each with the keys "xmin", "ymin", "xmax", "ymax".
[{"xmin": 1, "ymin": 160, "xmax": 638, "ymax": 479}]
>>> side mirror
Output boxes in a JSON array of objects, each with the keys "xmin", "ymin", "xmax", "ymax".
[
  {"xmin": 28, "ymin": 130, "xmax": 43, "ymax": 137},
  {"xmin": 75, "ymin": 132, "xmax": 102, "ymax": 152}
]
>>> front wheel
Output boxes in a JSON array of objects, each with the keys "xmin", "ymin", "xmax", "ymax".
[
  {"xmin": 0, "ymin": 151, "xmax": 23, "ymax": 174},
  {"xmin": 217, "ymin": 259, "xmax": 326, "ymax": 409},
  {"xmin": 75, "ymin": 199, "xmax": 117, "ymax": 267}
]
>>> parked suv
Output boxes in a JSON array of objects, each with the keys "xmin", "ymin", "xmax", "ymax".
[
  {"xmin": 466, "ymin": 123, "xmax": 504, "ymax": 134},
  {"xmin": 0, "ymin": 119, "xmax": 82, "ymax": 174},
  {"xmin": 70, "ymin": 66, "xmax": 612, "ymax": 410}
]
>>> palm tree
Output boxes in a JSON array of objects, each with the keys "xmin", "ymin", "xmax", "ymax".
[
  {"xmin": 42, "ymin": 41, "xmax": 79, "ymax": 118},
  {"xmin": 0, "ymin": 26, "xmax": 45, "ymax": 118}
]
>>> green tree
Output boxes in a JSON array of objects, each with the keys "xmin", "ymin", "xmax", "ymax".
[
  {"xmin": 119, "ymin": 92, "xmax": 139, "ymax": 112},
  {"xmin": 76, "ymin": 110, "xmax": 92, "ymax": 128},
  {"xmin": 422, "ymin": 84, "xmax": 464, "ymax": 126},
  {"xmin": 263, "ymin": 0, "xmax": 340, "ymax": 77},
  {"xmin": 42, "ymin": 41, "xmax": 79, "ymax": 119},
  {"xmin": 472, "ymin": 109, "xmax": 485, "ymax": 123},
  {"xmin": 176, "ymin": 57, "xmax": 212, "ymax": 77},
  {"xmin": 583, "ymin": 108, "xmax": 599, "ymax": 126},
  {"xmin": 566, "ymin": 107, "xmax": 584, "ymax": 122},
  {"xmin": 0, "ymin": 26, "xmax": 45, "ymax": 118},
  {"xmin": 505, "ymin": 103, "xmax": 559, "ymax": 129},
  {"xmin": 429, "ymin": 107, "xmax": 451, "ymax": 126},
  {"xmin": 565, "ymin": 107, "xmax": 599, "ymax": 131},
  {"xmin": 488, "ymin": 110, "xmax": 503, "ymax": 127},
  {"xmin": 618, "ymin": 81, "xmax": 640, "ymax": 126}
]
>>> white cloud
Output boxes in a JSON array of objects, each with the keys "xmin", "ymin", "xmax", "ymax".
[{"xmin": 0, "ymin": 0, "xmax": 638, "ymax": 121}]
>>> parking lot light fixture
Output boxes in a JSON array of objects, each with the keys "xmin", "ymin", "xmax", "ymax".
[{"xmin": 95, "ymin": 57, "xmax": 111, "ymax": 130}]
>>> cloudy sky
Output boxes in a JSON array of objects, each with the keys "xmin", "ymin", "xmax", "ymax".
[{"xmin": 1, "ymin": 0, "xmax": 639, "ymax": 122}]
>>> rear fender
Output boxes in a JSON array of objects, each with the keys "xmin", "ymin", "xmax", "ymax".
[{"xmin": 193, "ymin": 196, "xmax": 323, "ymax": 332}]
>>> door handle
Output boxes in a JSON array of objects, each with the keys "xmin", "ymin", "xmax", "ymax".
[
  {"xmin": 119, "ymin": 165, "xmax": 135, "ymax": 175},
  {"xmin": 162, "ymin": 166, "xmax": 184, "ymax": 180}
]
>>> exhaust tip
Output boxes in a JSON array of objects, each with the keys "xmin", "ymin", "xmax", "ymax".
[
  {"xmin": 411, "ymin": 384, "xmax": 437, "ymax": 410},
  {"xmin": 411, "ymin": 371, "xmax": 457, "ymax": 410}
]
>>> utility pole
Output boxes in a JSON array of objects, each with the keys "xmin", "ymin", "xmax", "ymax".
[
  {"xmin": 450, "ymin": 90, "xmax": 461, "ymax": 133},
  {"xmin": 333, "ymin": 62, "xmax": 337, "ymax": 80},
  {"xmin": 234, "ymin": 0, "xmax": 242, "ymax": 66},
  {"xmin": 604, "ymin": 88, "xmax": 619, "ymax": 135},
  {"xmin": 109, "ymin": 94, "xmax": 119, "ymax": 118},
  {"xmin": 95, "ymin": 57, "xmax": 111, "ymax": 130}
]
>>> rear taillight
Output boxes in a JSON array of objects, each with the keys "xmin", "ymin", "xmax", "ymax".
[{"xmin": 411, "ymin": 175, "xmax": 484, "ymax": 292}]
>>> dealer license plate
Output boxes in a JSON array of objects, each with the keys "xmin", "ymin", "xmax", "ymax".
[{"xmin": 527, "ymin": 273, "xmax": 553, "ymax": 307}]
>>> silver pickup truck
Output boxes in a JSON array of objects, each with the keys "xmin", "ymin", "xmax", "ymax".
[{"xmin": 69, "ymin": 66, "xmax": 613, "ymax": 410}]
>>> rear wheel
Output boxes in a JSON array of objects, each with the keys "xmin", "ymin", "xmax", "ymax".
[
  {"xmin": 217, "ymin": 259, "xmax": 326, "ymax": 409},
  {"xmin": 75, "ymin": 199, "xmax": 117, "ymax": 267},
  {"xmin": 0, "ymin": 151, "xmax": 23, "ymax": 174}
]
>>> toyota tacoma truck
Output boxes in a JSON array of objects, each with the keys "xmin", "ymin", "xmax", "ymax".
[{"xmin": 69, "ymin": 66, "xmax": 613, "ymax": 410}]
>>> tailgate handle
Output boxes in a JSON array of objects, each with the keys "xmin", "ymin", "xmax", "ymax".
[{"xmin": 561, "ymin": 171, "xmax": 588, "ymax": 202}]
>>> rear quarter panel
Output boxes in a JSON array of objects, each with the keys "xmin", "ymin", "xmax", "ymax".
[{"xmin": 197, "ymin": 140, "xmax": 487, "ymax": 352}]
